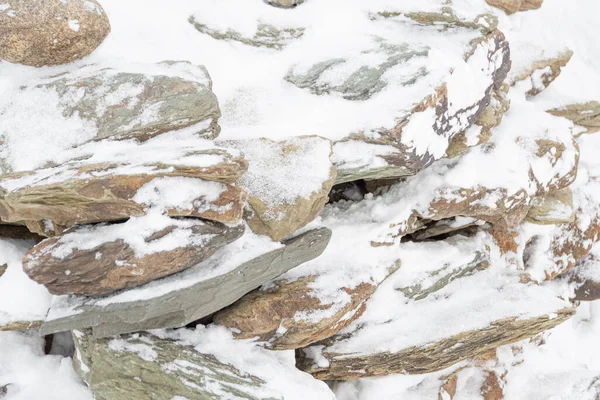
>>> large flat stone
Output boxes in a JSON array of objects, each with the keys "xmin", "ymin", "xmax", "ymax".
[
  {"xmin": 72, "ymin": 327, "xmax": 335, "ymax": 400},
  {"xmin": 40, "ymin": 228, "xmax": 331, "ymax": 337}
]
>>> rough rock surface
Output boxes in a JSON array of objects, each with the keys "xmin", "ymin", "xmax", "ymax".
[
  {"xmin": 0, "ymin": 0, "xmax": 110, "ymax": 67},
  {"xmin": 0, "ymin": 145, "xmax": 248, "ymax": 233},
  {"xmin": 485, "ymin": 0, "xmax": 543, "ymax": 14},
  {"xmin": 213, "ymin": 265, "xmax": 398, "ymax": 350},
  {"xmin": 223, "ymin": 136, "xmax": 335, "ymax": 241},
  {"xmin": 296, "ymin": 234, "xmax": 575, "ymax": 379},
  {"xmin": 23, "ymin": 217, "xmax": 245, "ymax": 297},
  {"xmin": 547, "ymin": 101, "xmax": 600, "ymax": 135},
  {"xmin": 40, "ymin": 228, "xmax": 331, "ymax": 337},
  {"xmin": 72, "ymin": 328, "xmax": 335, "ymax": 400}
]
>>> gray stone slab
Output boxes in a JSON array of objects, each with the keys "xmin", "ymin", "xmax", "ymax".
[{"xmin": 41, "ymin": 228, "xmax": 331, "ymax": 337}]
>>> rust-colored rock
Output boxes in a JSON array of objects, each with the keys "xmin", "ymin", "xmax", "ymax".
[
  {"xmin": 0, "ymin": 0, "xmax": 110, "ymax": 67},
  {"xmin": 214, "ymin": 278, "xmax": 381, "ymax": 350},
  {"xmin": 486, "ymin": 0, "xmax": 543, "ymax": 14},
  {"xmin": 23, "ymin": 217, "xmax": 245, "ymax": 297}
]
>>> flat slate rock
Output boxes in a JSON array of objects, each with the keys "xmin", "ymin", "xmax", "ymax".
[
  {"xmin": 41, "ymin": 227, "xmax": 331, "ymax": 337},
  {"xmin": 296, "ymin": 232, "xmax": 574, "ymax": 379},
  {"xmin": 24, "ymin": 215, "xmax": 245, "ymax": 297}
]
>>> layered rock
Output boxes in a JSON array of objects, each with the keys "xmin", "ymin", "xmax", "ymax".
[
  {"xmin": 324, "ymin": 26, "xmax": 510, "ymax": 183},
  {"xmin": 486, "ymin": 0, "xmax": 543, "ymax": 14},
  {"xmin": 0, "ymin": 140, "xmax": 247, "ymax": 234},
  {"xmin": 23, "ymin": 215, "xmax": 245, "ymax": 296},
  {"xmin": 72, "ymin": 327, "xmax": 335, "ymax": 400},
  {"xmin": 41, "ymin": 228, "xmax": 331, "ymax": 337},
  {"xmin": 296, "ymin": 233, "xmax": 575, "ymax": 379},
  {"xmin": 548, "ymin": 101, "xmax": 600, "ymax": 135},
  {"xmin": 0, "ymin": 0, "xmax": 110, "ymax": 67},
  {"xmin": 223, "ymin": 136, "xmax": 335, "ymax": 241},
  {"xmin": 518, "ymin": 133, "xmax": 600, "ymax": 281}
]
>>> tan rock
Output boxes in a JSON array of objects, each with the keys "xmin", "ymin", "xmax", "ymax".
[
  {"xmin": 0, "ymin": 0, "xmax": 110, "ymax": 67},
  {"xmin": 224, "ymin": 136, "xmax": 335, "ymax": 241},
  {"xmin": 23, "ymin": 216, "xmax": 245, "ymax": 297},
  {"xmin": 297, "ymin": 306, "xmax": 574, "ymax": 380},
  {"xmin": 525, "ymin": 188, "xmax": 574, "ymax": 225},
  {"xmin": 0, "ymin": 320, "xmax": 42, "ymax": 331},
  {"xmin": 547, "ymin": 101, "xmax": 600, "ymax": 135},
  {"xmin": 510, "ymin": 50, "xmax": 574, "ymax": 97},
  {"xmin": 214, "ymin": 261, "xmax": 400, "ymax": 350},
  {"xmin": 0, "ymin": 149, "xmax": 248, "ymax": 233}
]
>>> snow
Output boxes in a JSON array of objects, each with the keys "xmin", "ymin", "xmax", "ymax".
[
  {"xmin": 150, "ymin": 325, "xmax": 335, "ymax": 400},
  {"xmin": 226, "ymin": 136, "xmax": 332, "ymax": 211},
  {"xmin": 0, "ymin": 331, "xmax": 93, "ymax": 400},
  {"xmin": 1, "ymin": 0, "xmax": 600, "ymax": 397},
  {"xmin": 0, "ymin": 239, "xmax": 51, "ymax": 327}
]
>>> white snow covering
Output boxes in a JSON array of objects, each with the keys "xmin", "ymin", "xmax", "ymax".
[
  {"xmin": 0, "ymin": 239, "xmax": 51, "ymax": 327},
  {"xmin": 227, "ymin": 136, "xmax": 332, "ymax": 211},
  {"xmin": 1, "ymin": 0, "xmax": 600, "ymax": 398}
]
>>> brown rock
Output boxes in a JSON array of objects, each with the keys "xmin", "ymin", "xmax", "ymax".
[
  {"xmin": 485, "ymin": 0, "xmax": 543, "ymax": 14},
  {"xmin": 0, "ymin": 0, "xmax": 110, "ymax": 67},
  {"xmin": 547, "ymin": 101, "xmax": 600, "ymax": 135},
  {"xmin": 524, "ymin": 208, "xmax": 600, "ymax": 280},
  {"xmin": 563, "ymin": 253, "xmax": 600, "ymax": 301},
  {"xmin": 23, "ymin": 217, "xmax": 245, "ymax": 297},
  {"xmin": 223, "ymin": 136, "xmax": 336, "ymax": 241},
  {"xmin": 296, "ymin": 307, "xmax": 574, "ymax": 380},
  {"xmin": 214, "ymin": 262, "xmax": 399, "ymax": 350},
  {"xmin": 0, "ymin": 149, "xmax": 248, "ymax": 233},
  {"xmin": 0, "ymin": 263, "xmax": 5, "ymax": 277}
]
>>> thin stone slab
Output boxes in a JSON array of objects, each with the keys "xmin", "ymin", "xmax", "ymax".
[{"xmin": 41, "ymin": 228, "xmax": 331, "ymax": 337}]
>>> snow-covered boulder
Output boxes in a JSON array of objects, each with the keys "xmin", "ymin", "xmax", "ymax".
[
  {"xmin": 72, "ymin": 326, "xmax": 335, "ymax": 400},
  {"xmin": 296, "ymin": 232, "xmax": 574, "ymax": 379},
  {"xmin": 0, "ymin": 61, "xmax": 221, "ymax": 174},
  {"xmin": 0, "ymin": 0, "xmax": 110, "ymax": 67},
  {"xmin": 223, "ymin": 136, "xmax": 335, "ymax": 241}
]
